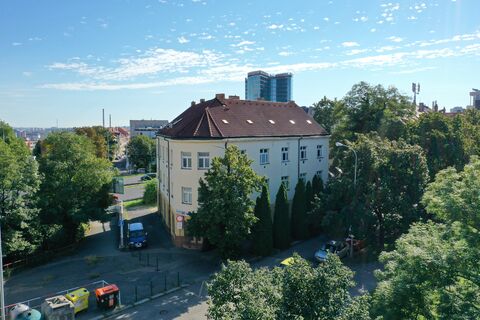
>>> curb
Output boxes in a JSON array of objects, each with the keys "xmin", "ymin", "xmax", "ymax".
[{"xmin": 92, "ymin": 284, "xmax": 189, "ymax": 320}]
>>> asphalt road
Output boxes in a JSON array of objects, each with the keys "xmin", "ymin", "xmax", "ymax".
[{"xmin": 108, "ymin": 236, "xmax": 381, "ymax": 320}]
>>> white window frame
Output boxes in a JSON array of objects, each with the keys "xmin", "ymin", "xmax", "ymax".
[
  {"xmin": 281, "ymin": 147, "xmax": 289, "ymax": 162},
  {"xmin": 317, "ymin": 145, "xmax": 323, "ymax": 159},
  {"xmin": 182, "ymin": 187, "xmax": 192, "ymax": 205},
  {"xmin": 316, "ymin": 170, "xmax": 323, "ymax": 178},
  {"xmin": 260, "ymin": 148, "xmax": 269, "ymax": 165},
  {"xmin": 281, "ymin": 176, "xmax": 290, "ymax": 191},
  {"xmin": 198, "ymin": 152, "xmax": 210, "ymax": 169},
  {"xmin": 181, "ymin": 152, "xmax": 192, "ymax": 169},
  {"xmin": 299, "ymin": 172, "xmax": 307, "ymax": 182},
  {"xmin": 300, "ymin": 146, "xmax": 307, "ymax": 160}
]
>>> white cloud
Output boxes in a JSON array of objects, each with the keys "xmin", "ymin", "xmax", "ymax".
[
  {"xmin": 345, "ymin": 49, "xmax": 369, "ymax": 56},
  {"xmin": 267, "ymin": 24, "xmax": 284, "ymax": 30},
  {"xmin": 177, "ymin": 36, "xmax": 189, "ymax": 44},
  {"xmin": 12, "ymin": 42, "xmax": 22, "ymax": 46},
  {"xmin": 231, "ymin": 40, "xmax": 255, "ymax": 47},
  {"xmin": 387, "ymin": 36, "xmax": 403, "ymax": 42},
  {"xmin": 342, "ymin": 41, "xmax": 360, "ymax": 47},
  {"xmin": 278, "ymin": 51, "xmax": 293, "ymax": 56}
]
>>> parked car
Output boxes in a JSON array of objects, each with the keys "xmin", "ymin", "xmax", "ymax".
[
  {"xmin": 128, "ymin": 222, "xmax": 148, "ymax": 248},
  {"xmin": 140, "ymin": 173, "xmax": 156, "ymax": 181},
  {"xmin": 345, "ymin": 237, "xmax": 365, "ymax": 252},
  {"xmin": 314, "ymin": 240, "xmax": 349, "ymax": 262}
]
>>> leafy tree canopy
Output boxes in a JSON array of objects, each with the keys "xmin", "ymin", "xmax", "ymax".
[
  {"xmin": 188, "ymin": 145, "xmax": 263, "ymax": 258},
  {"xmin": 126, "ymin": 135, "xmax": 155, "ymax": 170}
]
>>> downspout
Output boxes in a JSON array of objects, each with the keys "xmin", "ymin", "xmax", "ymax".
[
  {"xmin": 297, "ymin": 136, "xmax": 303, "ymax": 181},
  {"xmin": 163, "ymin": 137, "xmax": 171, "ymax": 232}
]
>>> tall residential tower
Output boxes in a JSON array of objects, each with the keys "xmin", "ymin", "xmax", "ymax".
[{"xmin": 245, "ymin": 70, "xmax": 292, "ymax": 102}]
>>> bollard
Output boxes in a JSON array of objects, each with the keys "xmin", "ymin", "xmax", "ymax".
[
  {"xmin": 177, "ymin": 271, "xmax": 180, "ymax": 287},
  {"xmin": 135, "ymin": 285, "xmax": 138, "ymax": 302},
  {"xmin": 164, "ymin": 273, "xmax": 167, "ymax": 291},
  {"xmin": 156, "ymin": 256, "xmax": 159, "ymax": 272},
  {"xmin": 150, "ymin": 281, "xmax": 153, "ymax": 296}
]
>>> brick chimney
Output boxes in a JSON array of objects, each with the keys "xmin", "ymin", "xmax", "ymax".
[
  {"xmin": 215, "ymin": 93, "xmax": 225, "ymax": 100},
  {"xmin": 228, "ymin": 95, "xmax": 240, "ymax": 100},
  {"xmin": 200, "ymin": 98, "xmax": 206, "ymax": 103},
  {"xmin": 191, "ymin": 101, "xmax": 195, "ymax": 106}
]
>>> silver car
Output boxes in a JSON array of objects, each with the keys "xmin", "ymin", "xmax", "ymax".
[{"xmin": 314, "ymin": 240, "xmax": 349, "ymax": 262}]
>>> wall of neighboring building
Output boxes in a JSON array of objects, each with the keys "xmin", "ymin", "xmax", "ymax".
[
  {"xmin": 157, "ymin": 135, "xmax": 330, "ymax": 247},
  {"xmin": 130, "ymin": 120, "xmax": 168, "ymax": 138}
]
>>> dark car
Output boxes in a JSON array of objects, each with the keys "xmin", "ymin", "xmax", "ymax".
[
  {"xmin": 314, "ymin": 240, "xmax": 350, "ymax": 262},
  {"xmin": 140, "ymin": 173, "xmax": 156, "ymax": 181}
]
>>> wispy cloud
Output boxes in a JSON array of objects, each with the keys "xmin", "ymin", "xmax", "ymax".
[
  {"xmin": 342, "ymin": 41, "xmax": 360, "ymax": 47},
  {"xmin": 177, "ymin": 36, "xmax": 190, "ymax": 44}
]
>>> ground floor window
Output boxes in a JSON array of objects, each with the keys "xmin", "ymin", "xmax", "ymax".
[{"xmin": 182, "ymin": 187, "xmax": 192, "ymax": 204}]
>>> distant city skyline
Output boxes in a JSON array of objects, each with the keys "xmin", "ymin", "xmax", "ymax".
[{"xmin": 1, "ymin": 0, "xmax": 480, "ymax": 127}]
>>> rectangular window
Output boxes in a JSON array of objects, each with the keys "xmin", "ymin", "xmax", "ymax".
[
  {"xmin": 281, "ymin": 176, "xmax": 290, "ymax": 191},
  {"xmin": 198, "ymin": 152, "xmax": 210, "ymax": 169},
  {"xmin": 300, "ymin": 172, "xmax": 307, "ymax": 182},
  {"xmin": 317, "ymin": 145, "xmax": 323, "ymax": 159},
  {"xmin": 260, "ymin": 148, "xmax": 269, "ymax": 165},
  {"xmin": 181, "ymin": 152, "xmax": 192, "ymax": 169},
  {"xmin": 281, "ymin": 147, "xmax": 289, "ymax": 162},
  {"xmin": 182, "ymin": 187, "xmax": 192, "ymax": 205},
  {"xmin": 316, "ymin": 170, "xmax": 323, "ymax": 177},
  {"xmin": 300, "ymin": 146, "xmax": 307, "ymax": 160}
]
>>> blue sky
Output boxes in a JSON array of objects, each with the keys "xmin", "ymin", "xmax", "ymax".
[{"xmin": 1, "ymin": 0, "xmax": 479, "ymax": 127}]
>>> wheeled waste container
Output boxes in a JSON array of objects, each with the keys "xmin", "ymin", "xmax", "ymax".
[
  {"xmin": 65, "ymin": 288, "xmax": 89, "ymax": 314},
  {"xmin": 41, "ymin": 295, "xmax": 74, "ymax": 320},
  {"xmin": 9, "ymin": 304, "xmax": 42, "ymax": 320},
  {"xmin": 95, "ymin": 284, "xmax": 119, "ymax": 310}
]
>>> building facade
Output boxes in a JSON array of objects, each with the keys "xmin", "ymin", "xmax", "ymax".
[
  {"xmin": 130, "ymin": 120, "xmax": 168, "ymax": 138},
  {"xmin": 157, "ymin": 94, "xmax": 329, "ymax": 247},
  {"xmin": 245, "ymin": 71, "xmax": 292, "ymax": 102}
]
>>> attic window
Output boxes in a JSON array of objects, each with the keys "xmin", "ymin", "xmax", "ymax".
[
  {"xmin": 246, "ymin": 120, "xmax": 253, "ymax": 124},
  {"xmin": 269, "ymin": 120, "xmax": 275, "ymax": 124},
  {"xmin": 306, "ymin": 120, "xmax": 312, "ymax": 124},
  {"xmin": 222, "ymin": 119, "xmax": 229, "ymax": 124},
  {"xmin": 289, "ymin": 120, "xmax": 296, "ymax": 124}
]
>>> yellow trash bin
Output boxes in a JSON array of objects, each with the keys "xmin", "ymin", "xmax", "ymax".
[{"xmin": 65, "ymin": 288, "xmax": 90, "ymax": 314}]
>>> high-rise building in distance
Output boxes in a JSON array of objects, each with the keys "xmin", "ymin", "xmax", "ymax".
[{"xmin": 245, "ymin": 70, "xmax": 292, "ymax": 102}]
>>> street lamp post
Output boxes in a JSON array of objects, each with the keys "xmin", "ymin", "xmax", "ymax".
[
  {"xmin": 335, "ymin": 142, "xmax": 357, "ymax": 188},
  {"xmin": 336, "ymin": 142, "xmax": 358, "ymax": 258}
]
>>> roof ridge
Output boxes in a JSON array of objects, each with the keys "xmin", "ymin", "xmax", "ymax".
[
  {"xmin": 193, "ymin": 111, "xmax": 205, "ymax": 136},
  {"xmin": 206, "ymin": 108, "xmax": 224, "ymax": 137}
]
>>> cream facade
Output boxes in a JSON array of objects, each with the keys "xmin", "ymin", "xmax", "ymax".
[{"xmin": 156, "ymin": 135, "xmax": 329, "ymax": 247}]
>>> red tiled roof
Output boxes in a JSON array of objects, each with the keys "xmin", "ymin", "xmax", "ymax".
[{"xmin": 159, "ymin": 97, "xmax": 328, "ymax": 138}]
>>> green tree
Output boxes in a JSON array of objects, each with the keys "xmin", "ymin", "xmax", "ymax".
[
  {"xmin": 312, "ymin": 174, "xmax": 324, "ymax": 197},
  {"xmin": 460, "ymin": 109, "xmax": 480, "ymax": 158},
  {"xmin": 372, "ymin": 157, "xmax": 480, "ymax": 319},
  {"xmin": 305, "ymin": 180, "xmax": 314, "ymax": 213},
  {"xmin": 291, "ymin": 179, "xmax": 307, "ymax": 240},
  {"xmin": 38, "ymin": 132, "xmax": 114, "ymax": 243},
  {"xmin": 273, "ymin": 183, "xmax": 290, "ymax": 250},
  {"xmin": 408, "ymin": 112, "xmax": 466, "ymax": 179},
  {"xmin": 333, "ymin": 82, "xmax": 415, "ymax": 143},
  {"xmin": 75, "ymin": 126, "xmax": 118, "ymax": 160},
  {"xmin": 0, "ymin": 121, "xmax": 41, "ymax": 257},
  {"xmin": 126, "ymin": 135, "xmax": 155, "ymax": 171},
  {"xmin": 207, "ymin": 260, "xmax": 282, "ymax": 320},
  {"xmin": 312, "ymin": 96, "xmax": 345, "ymax": 133},
  {"xmin": 187, "ymin": 145, "xmax": 263, "ymax": 258},
  {"xmin": 252, "ymin": 185, "xmax": 273, "ymax": 257},
  {"xmin": 332, "ymin": 134, "xmax": 429, "ymax": 246},
  {"xmin": 207, "ymin": 254, "xmax": 371, "ymax": 320},
  {"xmin": 143, "ymin": 179, "xmax": 157, "ymax": 205}
]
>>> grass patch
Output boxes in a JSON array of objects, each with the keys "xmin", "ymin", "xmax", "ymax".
[
  {"xmin": 123, "ymin": 199, "xmax": 144, "ymax": 209},
  {"xmin": 85, "ymin": 255, "xmax": 105, "ymax": 266}
]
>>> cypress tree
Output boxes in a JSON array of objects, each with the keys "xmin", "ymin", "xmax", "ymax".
[
  {"xmin": 305, "ymin": 180, "xmax": 314, "ymax": 214},
  {"xmin": 291, "ymin": 179, "xmax": 307, "ymax": 240},
  {"xmin": 312, "ymin": 174, "xmax": 324, "ymax": 197},
  {"xmin": 252, "ymin": 185, "xmax": 273, "ymax": 256},
  {"xmin": 273, "ymin": 183, "xmax": 290, "ymax": 250}
]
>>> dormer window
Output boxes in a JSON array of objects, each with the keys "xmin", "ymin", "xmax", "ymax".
[
  {"xmin": 306, "ymin": 120, "xmax": 312, "ymax": 124},
  {"xmin": 246, "ymin": 120, "xmax": 253, "ymax": 124},
  {"xmin": 289, "ymin": 120, "xmax": 295, "ymax": 124},
  {"xmin": 269, "ymin": 120, "xmax": 275, "ymax": 124},
  {"xmin": 222, "ymin": 119, "xmax": 229, "ymax": 124}
]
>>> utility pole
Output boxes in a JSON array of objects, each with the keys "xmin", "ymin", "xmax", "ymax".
[
  {"xmin": 109, "ymin": 114, "xmax": 112, "ymax": 128},
  {"xmin": 102, "ymin": 108, "xmax": 105, "ymax": 128},
  {"xmin": 412, "ymin": 82, "xmax": 420, "ymax": 105},
  {"xmin": 0, "ymin": 224, "xmax": 6, "ymax": 320}
]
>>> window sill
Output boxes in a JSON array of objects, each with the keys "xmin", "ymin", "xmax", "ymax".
[
  {"xmin": 181, "ymin": 168, "xmax": 192, "ymax": 170},
  {"xmin": 197, "ymin": 167, "xmax": 210, "ymax": 170},
  {"xmin": 182, "ymin": 202, "xmax": 192, "ymax": 205}
]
